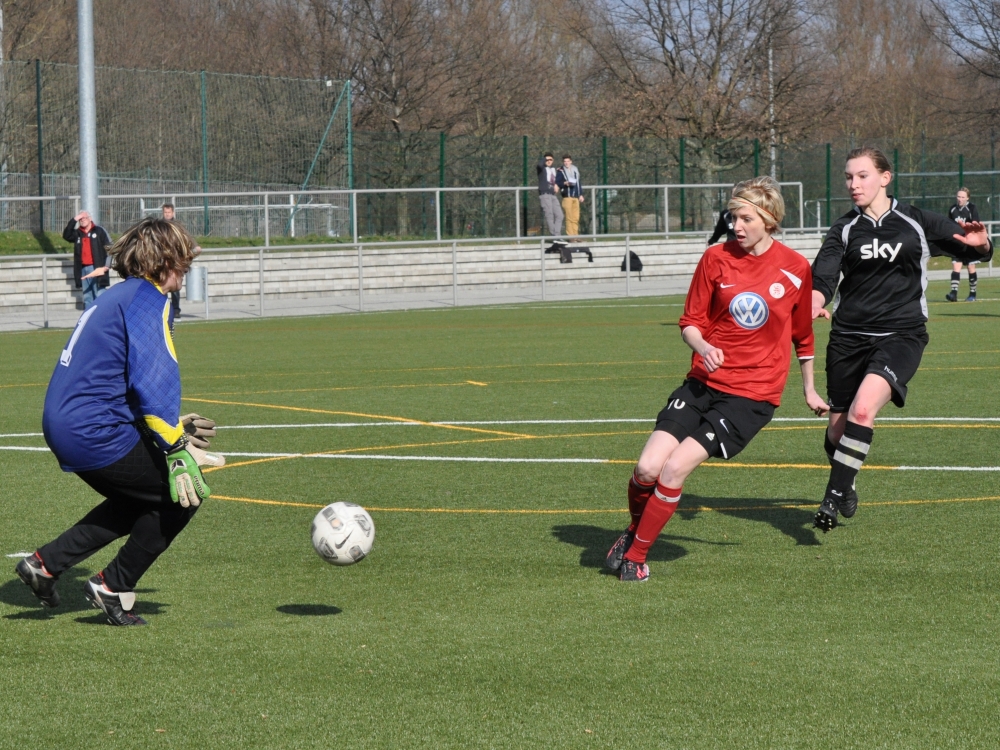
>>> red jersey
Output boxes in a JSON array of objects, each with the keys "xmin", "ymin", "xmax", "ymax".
[
  {"xmin": 80, "ymin": 235, "xmax": 93, "ymax": 265},
  {"xmin": 678, "ymin": 239, "xmax": 815, "ymax": 406}
]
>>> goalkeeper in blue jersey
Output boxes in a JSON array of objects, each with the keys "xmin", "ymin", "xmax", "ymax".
[{"xmin": 15, "ymin": 217, "xmax": 220, "ymax": 626}]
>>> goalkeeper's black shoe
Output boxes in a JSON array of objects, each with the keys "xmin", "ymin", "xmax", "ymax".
[
  {"xmin": 84, "ymin": 574, "xmax": 147, "ymax": 627},
  {"xmin": 945, "ymin": 290, "xmax": 958, "ymax": 302},
  {"xmin": 813, "ymin": 496, "xmax": 839, "ymax": 533},
  {"xmin": 619, "ymin": 559, "xmax": 650, "ymax": 582},
  {"xmin": 605, "ymin": 529, "xmax": 635, "ymax": 572},
  {"xmin": 15, "ymin": 552, "xmax": 60, "ymax": 608}
]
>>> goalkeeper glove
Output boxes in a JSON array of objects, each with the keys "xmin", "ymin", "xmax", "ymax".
[
  {"xmin": 166, "ymin": 439, "xmax": 211, "ymax": 508},
  {"xmin": 187, "ymin": 443, "xmax": 226, "ymax": 469},
  {"xmin": 181, "ymin": 413, "xmax": 217, "ymax": 449}
]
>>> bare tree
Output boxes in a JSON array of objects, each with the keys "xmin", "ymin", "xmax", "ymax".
[
  {"xmin": 922, "ymin": 0, "xmax": 1000, "ymax": 131},
  {"xmin": 562, "ymin": 0, "xmax": 826, "ymax": 176}
]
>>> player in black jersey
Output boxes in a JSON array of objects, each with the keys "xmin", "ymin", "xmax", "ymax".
[
  {"xmin": 946, "ymin": 188, "xmax": 981, "ymax": 302},
  {"xmin": 810, "ymin": 148, "xmax": 993, "ymax": 531},
  {"xmin": 707, "ymin": 209, "xmax": 736, "ymax": 245}
]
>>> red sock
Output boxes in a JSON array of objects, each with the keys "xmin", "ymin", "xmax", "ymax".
[
  {"xmin": 624, "ymin": 483, "xmax": 681, "ymax": 564},
  {"xmin": 627, "ymin": 469, "xmax": 657, "ymax": 531}
]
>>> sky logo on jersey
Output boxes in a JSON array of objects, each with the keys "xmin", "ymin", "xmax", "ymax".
[
  {"xmin": 860, "ymin": 241, "xmax": 902, "ymax": 261},
  {"xmin": 729, "ymin": 292, "xmax": 769, "ymax": 329}
]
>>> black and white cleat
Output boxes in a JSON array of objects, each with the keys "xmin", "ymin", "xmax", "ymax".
[{"xmin": 813, "ymin": 496, "xmax": 839, "ymax": 533}]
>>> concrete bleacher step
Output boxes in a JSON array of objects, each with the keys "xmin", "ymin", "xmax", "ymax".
[{"xmin": 0, "ymin": 236, "xmax": 825, "ymax": 318}]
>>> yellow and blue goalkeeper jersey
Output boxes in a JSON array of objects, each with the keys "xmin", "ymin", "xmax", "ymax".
[{"xmin": 43, "ymin": 276, "xmax": 184, "ymax": 472}]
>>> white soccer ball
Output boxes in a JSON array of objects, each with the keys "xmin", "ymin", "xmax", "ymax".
[{"xmin": 311, "ymin": 502, "xmax": 375, "ymax": 566}]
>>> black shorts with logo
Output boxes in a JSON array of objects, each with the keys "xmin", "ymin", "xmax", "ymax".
[
  {"xmin": 825, "ymin": 328, "xmax": 929, "ymax": 411},
  {"xmin": 653, "ymin": 378, "xmax": 776, "ymax": 460}
]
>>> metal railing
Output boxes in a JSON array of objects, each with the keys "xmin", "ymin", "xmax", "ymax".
[{"xmin": 5, "ymin": 211, "xmax": 993, "ymax": 330}]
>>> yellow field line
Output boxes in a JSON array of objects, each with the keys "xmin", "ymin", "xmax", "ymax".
[
  {"xmin": 206, "ymin": 434, "xmax": 542, "ymax": 473},
  {"xmin": 185, "ymin": 359, "xmax": 698, "ymax": 383},
  {"xmin": 205, "ymin": 429, "xmax": 651, "ymax": 474},
  {"xmin": 210, "ymin": 493, "xmax": 1000, "ymax": 514},
  {"xmin": 187, "ymin": 359, "xmax": 686, "ymax": 381},
  {"xmin": 181, "ymin": 396, "xmax": 534, "ymax": 438},
  {"xmin": 192, "ymin": 367, "xmax": 1000, "ymax": 395},
  {"xmin": 203, "ymin": 381, "xmax": 498, "ymax": 396},
  {"xmin": 191, "ymin": 372, "xmax": 686, "ymax": 397}
]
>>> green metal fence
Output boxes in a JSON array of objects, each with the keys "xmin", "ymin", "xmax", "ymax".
[
  {"xmin": 352, "ymin": 133, "xmax": 1000, "ymax": 237},
  {"xmin": 1, "ymin": 57, "xmax": 997, "ymax": 238},
  {"xmin": 0, "ymin": 61, "xmax": 352, "ymax": 201}
]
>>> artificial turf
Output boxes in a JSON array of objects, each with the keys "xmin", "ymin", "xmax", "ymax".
[{"xmin": 1, "ymin": 278, "xmax": 999, "ymax": 748}]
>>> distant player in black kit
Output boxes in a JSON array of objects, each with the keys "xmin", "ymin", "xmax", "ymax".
[
  {"xmin": 811, "ymin": 148, "xmax": 993, "ymax": 531},
  {"xmin": 708, "ymin": 205, "xmax": 737, "ymax": 245},
  {"xmin": 946, "ymin": 188, "xmax": 981, "ymax": 302}
]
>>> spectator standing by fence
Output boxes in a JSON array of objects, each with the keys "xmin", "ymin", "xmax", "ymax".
[
  {"xmin": 946, "ymin": 188, "xmax": 981, "ymax": 302},
  {"xmin": 537, "ymin": 153, "xmax": 564, "ymax": 237},
  {"xmin": 557, "ymin": 155, "xmax": 585, "ymax": 238},
  {"xmin": 66, "ymin": 211, "xmax": 112, "ymax": 311}
]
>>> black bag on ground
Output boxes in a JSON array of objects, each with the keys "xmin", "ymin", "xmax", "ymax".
[
  {"xmin": 621, "ymin": 250, "xmax": 643, "ymax": 273},
  {"xmin": 546, "ymin": 241, "xmax": 573, "ymax": 263}
]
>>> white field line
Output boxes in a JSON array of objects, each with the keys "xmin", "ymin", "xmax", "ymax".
[
  {"xmin": 3, "ymin": 445, "xmax": 997, "ymax": 471},
  {"xmin": 216, "ymin": 451, "xmax": 1000, "ymax": 470},
  {"xmin": 214, "ymin": 416, "xmax": 1000, "ymax": 430},
  {"xmin": 3, "ymin": 419, "xmax": 998, "ymax": 437}
]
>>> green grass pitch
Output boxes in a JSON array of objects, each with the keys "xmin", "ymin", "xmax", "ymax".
[{"xmin": 2, "ymin": 279, "xmax": 999, "ymax": 748}]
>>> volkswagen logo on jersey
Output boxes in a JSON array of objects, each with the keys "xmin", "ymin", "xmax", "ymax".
[{"xmin": 729, "ymin": 292, "xmax": 769, "ymax": 330}]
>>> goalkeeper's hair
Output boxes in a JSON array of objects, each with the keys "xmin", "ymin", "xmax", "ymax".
[
  {"xmin": 109, "ymin": 217, "xmax": 199, "ymax": 284},
  {"xmin": 727, "ymin": 176, "xmax": 785, "ymax": 231}
]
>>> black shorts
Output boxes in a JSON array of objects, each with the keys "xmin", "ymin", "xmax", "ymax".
[
  {"xmin": 653, "ymin": 379, "xmax": 775, "ymax": 460},
  {"xmin": 950, "ymin": 258, "xmax": 981, "ymax": 267},
  {"xmin": 825, "ymin": 328, "xmax": 929, "ymax": 411}
]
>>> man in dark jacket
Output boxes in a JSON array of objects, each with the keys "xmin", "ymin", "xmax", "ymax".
[
  {"xmin": 64, "ymin": 211, "xmax": 112, "ymax": 310},
  {"xmin": 536, "ymin": 153, "xmax": 564, "ymax": 237}
]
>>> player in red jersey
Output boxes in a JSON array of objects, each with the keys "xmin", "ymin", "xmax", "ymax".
[{"xmin": 606, "ymin": 176, "xmax": 829, "ymax": 582}]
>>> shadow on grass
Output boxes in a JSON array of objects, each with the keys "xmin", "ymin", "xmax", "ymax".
[
  {"xmin": 677, "ymin": 494, "xmax": 822, "ymax": 547},
  {"xmin": 1, "ymin": 565, "xmax": 167, "ymax": 622},
  {"xmin": 552, "ymin": 524, "xmax": 734, "ymax": 574},
  {"xmin": 277, "ymin": 604, "xmax": 342, "ymax": 617},
  {"xmin": 31, "ymin": 231, "xmax": 59, "ymax": 254}
]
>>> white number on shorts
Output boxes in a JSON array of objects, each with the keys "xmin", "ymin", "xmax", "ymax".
[{"xmin": 668, "ymin": 399, "xmax": 686, "ymax": 410}]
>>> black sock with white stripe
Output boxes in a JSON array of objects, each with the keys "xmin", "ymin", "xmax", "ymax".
[
  {"xmin": 969, "ymin": 272, "xmax": 978, "ymax": 296},
  {"xmin": 951, "ymin": 271, "xmax": 961, "ymax": 292},
  {"xmin": 824, "ymin": 432, "xmax": 836, "ymax": 464},
  {"xmin": 827, "ymin": 421, "xmax": 873, "ymax": 497}
]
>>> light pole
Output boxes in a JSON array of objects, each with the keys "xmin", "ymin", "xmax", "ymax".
[
  {"xmin": 768, "ymin": 43, "xmax": 776, "ymax": 180},
  {"xmin": 78, "ymin": 0, "xmax": 99, "ymax": 223}
]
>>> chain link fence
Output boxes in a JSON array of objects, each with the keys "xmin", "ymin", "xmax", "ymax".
[
  {"xmin": 1, "ymin": 58, "xmax": 997, "ymax": 241},
  {"xmin": 0, "ymin": 61, "xmax": 351, "ymax": 235}
]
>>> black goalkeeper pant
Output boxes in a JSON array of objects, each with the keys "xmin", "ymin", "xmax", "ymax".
[{"xmin": 38, "ymin": 436, "xmax": 199, "ymax": 592}]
